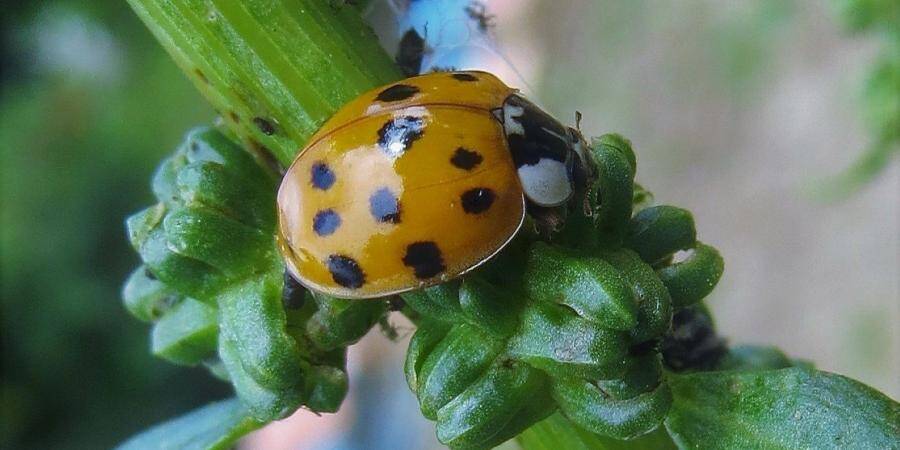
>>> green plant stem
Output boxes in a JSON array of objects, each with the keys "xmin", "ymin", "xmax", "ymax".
[{"xmin": 126, "ymin": 0, "xmax": 401, "ymax": 167}]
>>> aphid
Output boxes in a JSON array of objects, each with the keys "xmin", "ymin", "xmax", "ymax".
[
  {"xmin": 463, "ymin": 2, "xmax": 495, "ymax": 32},
  {"xmin": 391, "ymin": 0, "xmax": 533, "ymax": 95},
  {"xmin": 277, "ymin": 71, "xmax": 594, "ymax": 299}
]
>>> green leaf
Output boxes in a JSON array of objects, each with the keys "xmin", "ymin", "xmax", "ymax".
[
  {"xmin": 417, "ymin": 324, "xmax": 505, "ymax": 420},
  {"xmin": 626, "ymin": 206, "xmax": 696, "ymax": 266},
  {"xmin": 115, "ymin": 398, "xmax": 262, "ymax": 450},
  {"xmin": 122, "ymin": 265, "xmax": 177, "ymax": 322},
  {"xmin": 436, "ymin": 360, "xmax": 548, "ymax": 449},
  {"xmin": 597, "ymin": 353, "xmax": 664, "ymax": 399},
  {"xmin": 716, "ymin": 345, "xmax": 795, "ymax": 371},
  {"xmin": 401, "ymin": 282, "xmax": 466, "ymax": 323},
  {"xmin": 151, "ymin": 297, "xmax": 218, "ymax": 365},
  {"xmin": 218, "ymin": 324, "xmax": 305, "ymax": 422},
  {"xmin": 526, "ymin": 243, "xmax": 638, "ymax": 330},
  {"xmin": 656, "ymin": 242, "xmax": 724, "ymax": 308},
  {"xmin": 305, "ymin": 294, "xmax": 388, "ymax": 350},
  {"xmin": 218, "ymin": 269, "xmax": 305, "ymax": 392},
  {"xmin": 458, "ymin": 277, "xmax": 522, "ymax": 338},
  {"xmin": 507, "ymin": 301, "xmax": 629, "ymax": 380},
  {"xmin": 303, "ymin": 363, "xmax": 349, "ymax": 413},
  {"xmin": 600, "ymin": 249, "xmax": 672, "ymax": 343},
  {"xmin": 589, "ymin": 134, "xmax": 636, "ymax": 244},
  {"xmin": 163, "ymin": 206, "xmax": 271, "ymax": 277},
  {"xmin": 666, "ymin": 368, "xmax": 900, "ymax": 449},
  {"xmin": 552, "ymin": 376, "xmax": 672, "ymax": 439},
  {"xmin": 405, "ymin": 320, "xmax": 452, "ymax": 393},
  {"xmin": 517, "ymin": 413, "xmax": 677, "ymax": 450}
]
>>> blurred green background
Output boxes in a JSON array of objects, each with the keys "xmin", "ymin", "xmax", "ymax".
[
  {"xmin": 1, "ymin": 1, "xmax": 896, "ymax": 449},
  {"xmin": 1, "ymin": 2, "xmax": 227, "ymax": 449}
]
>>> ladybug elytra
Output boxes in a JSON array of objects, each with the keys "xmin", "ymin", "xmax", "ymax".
[{"xmin": 277, "ymin": 71, "xmax": 593, "ymax": 299}]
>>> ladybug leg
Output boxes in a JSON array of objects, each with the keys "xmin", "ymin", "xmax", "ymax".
[
  {"xmin": 282, "ymin": 270, "xmax": 307, "ymax": 310},
  {"xmin": 526, "ymin": 201, "xmax": 567, "ymax": 239}
]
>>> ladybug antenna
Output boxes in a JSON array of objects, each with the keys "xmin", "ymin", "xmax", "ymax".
[{"xmin": 575, "ymin": 111, "xmax": 583, "ymax": 131}]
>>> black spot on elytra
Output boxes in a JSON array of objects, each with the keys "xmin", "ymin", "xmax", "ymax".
[
  {"xmin": 326, "ymin": 254, "xmax": 365, "ymax": 289},
  {"xmin": 377, "ymin": 116, "xmax": 425, "ymax": 157},
  {"xmin": 461, "ymin": 188, "xmax": 495, "ymax": 214},
  {"xmin": 369, "ymin": 187, "xmax": 401, "ymax": 223},
  {"xmin": 452, "ymin": 73, "xmax": 479, "ymax": 82},
  {"xmin": 253, "ymin": 117, "xmax": 276, "ymax": 135},
  {"xmin": 450, "ymin": 147, "xmax": 483, "ymax": 170},
  {"xmin": 376, "ymin": 84, "xmax": 420, "ymax": 102},
  {"xmin": 403, "ymin": 242, "xmax": 445, "ymax": 279},
  {"xmin": 282, "ymin": 271, "xmax": 306, "ymax": 310},
  {"xmin": 312, "ymin": 209, "xmax": 341, "ymax": 236},
  {"xmin": 229, "ymin": 111, "xmax": 240, "ymax": 123},
  {"xmin": 311, "ymin": 162, "xmax": 335, "ymax": 190}
]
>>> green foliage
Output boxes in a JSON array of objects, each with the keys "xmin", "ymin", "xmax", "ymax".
[
  {"xmin": 116, "ymin": 398, "xmax": 261, "ymax": 450},
  {"xmin": 817, "ymin": 0, "xmax": 900, "ymax": 197},
  {"xmin": 117, "ymin": 1, "xmax": 900, "ymax": 449},
  {"xmin": 525, "ymin": 243, "xmax": 638, "ymax": 330},
  {"xmin": 122, "ymin": 127, "xmax": 386, "ymax": 427},
  {"xmin": 834, "ymin": 0, "xmax": 900, "ymax": 33},
  {"xmin": 151, "ymin": 297, "xmax": 218, "ymax": 365},
  {"xmin": 0, "ymin": 3, "xmax": 231, "ymax": 448},
  {"xmin": 518, "ymin": 413, "xmax": 677, "ymax": 450},
  {"xmin": 125, "ymin": 0, "xmax": 400, "ymax": 167},
  {"xmin": 399, "ymin": 137, "xmax": 726, "ymax": 449},
  {"xmin": 717, "ymin": 345, "xmax": 796, "ymax": 371},
  {"xmin": 666, "ymin": 368, "xmax": 900, "ymax": 448}
]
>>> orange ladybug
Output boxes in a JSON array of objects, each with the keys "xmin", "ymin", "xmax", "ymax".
[{"xmin": 277, "ymin": 71, "xmax": 592, "ymax": 299}]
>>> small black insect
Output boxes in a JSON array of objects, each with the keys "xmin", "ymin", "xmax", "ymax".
[
  {"xmin": 396, "ymin": 29, "xmax": 426, "ymax": 77},
  {"xmin": 253, "ymin": 117, "xmax": 276, "ymax": 135},
  {"xmin": 464, "ymin": 2, "xmax": 495, "ymax": 32}
]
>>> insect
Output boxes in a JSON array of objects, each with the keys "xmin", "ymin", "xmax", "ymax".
[
  {"xmin": 390, "ymin": 0, "xmax": 533, "ymax": 96},
  {"xmin": 277, "ymin": 71, "xmax": 594, "ymax": 299}
]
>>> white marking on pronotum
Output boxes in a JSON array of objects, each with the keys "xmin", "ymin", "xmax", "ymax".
[
  {"xmin": 502, "ymin": 103, "xmax": 525, "ymax": 135},
  {"xmin": 517, "ymin": 158, "xmax": 573, "ymax": 206},
  {"xmin": 491, "ymin": 107, "xmax": 504, "ymax": 123}
]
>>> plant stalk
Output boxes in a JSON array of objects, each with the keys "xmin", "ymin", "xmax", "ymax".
[{"xmin": 126, "ymin": 0, "xmax": 402, "ymax": 167}]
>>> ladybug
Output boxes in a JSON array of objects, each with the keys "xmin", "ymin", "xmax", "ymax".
[{"xmin": 277, "ymin": 71, "xmax": 593, "ymax": 299}]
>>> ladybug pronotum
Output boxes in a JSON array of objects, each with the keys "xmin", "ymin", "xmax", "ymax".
[{"xmin": 277, "ymin": 71, "xmax": 593, "ymax": 299}]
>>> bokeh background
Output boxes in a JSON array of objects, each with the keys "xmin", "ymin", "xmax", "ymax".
[{"xmin": 1, "ymin": 1, "xmax": 896, "ymax": 449}]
